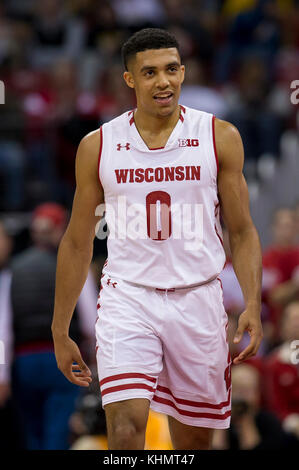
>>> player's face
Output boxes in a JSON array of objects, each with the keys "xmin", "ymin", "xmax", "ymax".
[{"xmin": 123, "ymin": 48, "xmax": 185, "ymax": 117}]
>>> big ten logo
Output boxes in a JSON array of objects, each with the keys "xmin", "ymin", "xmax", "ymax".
[
  {"xmin": 178, "ymin": 138, "xmax": 199, "ymax": 147},
  {"xmin": 0, "ymin": 341, "xmax": 5, "ymax": 364},
  {"xmin": 290, "ymin": 80, "xmax": 299, "ymax": 105},
  {"xmin": 290, "ymin": 340, "xmax": 299, "ymax": 365},
  {"xmin": 0, "ymin": 81, "xmax": 5, "ymax": 104}
]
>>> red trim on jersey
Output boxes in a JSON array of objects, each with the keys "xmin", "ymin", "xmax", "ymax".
[
  {"xmin": 101, "ymin": 383, "xmax": 155, "ymax": 397},
  {"xmin": 212, "ymin": 115, "xmax": 219, "ymax": 173},
  {"xmin": 99, "ymin": 372, "xmax": 156, "ymax": 387},
  {"xmin": 98, "ymin": 126, "xmax": 103, "ymax": 185},
  {"xmin": 128, "ymin": 109, "xmax": 135, "ymax": 126},
  {"xmin": 180, "ymin": 104, "xmax": 186, "ymax": 114},
  {"xmin": 152, "ymin": 395, "xmax": 231, "ymax": 420},
  {"xmin": 149, "ymin": 146, "xmax": 165, "ymax": 150},
  {"xmin": 217, "ymin": 277, "xmax": 223, "ymax": 291},
  {"xmin": 214, "ymin": 203, "xmax": 223, "ymax": 245},
  {"xmin": 156, "ymin": 385, "xmax": 231, "ymax": 409}
]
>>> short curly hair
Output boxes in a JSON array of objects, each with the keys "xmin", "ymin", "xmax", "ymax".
[{"xmin": 121, "ymin": 28, "xmax": 180, "ymax": 71}]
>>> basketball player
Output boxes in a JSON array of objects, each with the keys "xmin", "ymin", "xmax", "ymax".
[{"xmin": 51, "ymin": 29, "xmax": 263, "ymax": 450}]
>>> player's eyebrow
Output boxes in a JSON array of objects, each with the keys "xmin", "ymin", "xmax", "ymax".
[{"xmin": 140, "ymin": 62, "xmax": 181, "ymax": 73}]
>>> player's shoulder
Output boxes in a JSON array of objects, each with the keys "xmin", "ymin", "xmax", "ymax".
[
  {"xmin": 214, "ymin": 117, "xmax": 241, "ymax": 142},
  {"xmin": 74, "ymin": 128, "xmax": 102, "ymax": 180},
  {"xmin": 77, "ymin": 125, "xmax": 104, "ymax": 163},
  {"xmin": 79, "ymin": 127, "xmax": 101, "ymax": 150},
  {"xmin": 213, "ymin": 118, "xmax": 244, "ymax": 170}
]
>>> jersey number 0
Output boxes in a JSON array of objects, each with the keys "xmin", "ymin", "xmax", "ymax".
[{"xmin": 146, "ymin": 191, "xmax": 172, "ymax": 241}]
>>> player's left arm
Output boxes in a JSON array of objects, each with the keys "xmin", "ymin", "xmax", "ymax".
[{"xmin": 215, "ymin": 118, "xmax": 263, "ymax": 365}]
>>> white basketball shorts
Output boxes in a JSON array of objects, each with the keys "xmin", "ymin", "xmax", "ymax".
[{"xmin": 95, "ymin": 274, "xmax": 232, "ymax": 429}]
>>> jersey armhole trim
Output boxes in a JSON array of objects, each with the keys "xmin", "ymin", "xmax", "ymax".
[
  {"xmin": 98, "ymin": 126, "xmax": 103, "ymax": 186},
  {"xmin": 212, "ymin": 115, "xmax": 219, "ymax": 174}
]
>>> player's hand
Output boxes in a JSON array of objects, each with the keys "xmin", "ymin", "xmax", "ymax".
[
  {"xmin": 53, "ymin": 334, "xmax": 92, "ymax": 387},
  {"xmin": 233, "ymin": 307, "xmax": 263, "ymax": 365}
]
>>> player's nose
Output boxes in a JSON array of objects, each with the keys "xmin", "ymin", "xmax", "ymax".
[{"xmin": 156, "ymin": 72, "xmax": 170, "ymax": 89}]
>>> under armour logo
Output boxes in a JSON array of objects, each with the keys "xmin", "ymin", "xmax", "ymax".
[
  {"xmin": 117, "ymin": 143, "xmax": 130, "ymax": 151},
  {"xmin": 107, "ymin": 278, "xmax": 117, "ymax": 288}
]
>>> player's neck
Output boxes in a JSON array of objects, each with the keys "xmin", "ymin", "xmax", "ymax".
[{"xmin": 134, "ymin": 105, "xmax": 181, "ymax": 136}]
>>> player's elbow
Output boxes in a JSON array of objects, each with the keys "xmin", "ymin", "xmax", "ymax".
[
  {"xmin": 59, "ymin": 229, "xmax": 94, "ymax": 258},
  {"xmin": 228, "ymin": 223, "xmax": 260, "ymax": 249}
]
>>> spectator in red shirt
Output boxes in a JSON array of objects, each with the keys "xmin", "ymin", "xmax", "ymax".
[
  {"xmin": 264, "ymin": 300, "xmax": 299, "ymax": 440},
  {"xmin": 263, "ymin": 207, "xmax": 299, "ymax": 344}
]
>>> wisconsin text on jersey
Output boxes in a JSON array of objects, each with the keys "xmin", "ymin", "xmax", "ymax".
[{"xmin": 114, "ymin": 165, "xmax": 201, "ymax": 184}]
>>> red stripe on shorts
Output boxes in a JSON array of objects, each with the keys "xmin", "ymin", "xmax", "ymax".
[
  {"xmin": 156, "ymin": 385, "xmax": 231, "ymax": 409},
  {"xmin": 152, "ymin": 395, "xmax": 231, "ymax": 420},
  {"xmin": 99, "ymin": 373, "xmax": 156, "ymax": 387},
  {"xmin": 101, "ymin": 383, "xmax": 155, "ymax": 397}
]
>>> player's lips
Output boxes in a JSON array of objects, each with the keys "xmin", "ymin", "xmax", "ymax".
[{"xmin": 153, "ymin": 92, "xmax": 174, "ymax": 105}]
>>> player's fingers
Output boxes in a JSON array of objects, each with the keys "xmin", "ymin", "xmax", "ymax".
[
  {"xmin": 63, "ymin": 369, "xmax": 90, "ymax": 387},
  {"xmin": 68, "ymin": 368, "xmax": 92, "ymax": 387},
  {"xmin": 72, "ymin": 377, "xmax": 92, "ymax": 385},
  {"xmin": 73, "ymin": 371, "xmax": 93, "ymax": 379},
  {"xmin": 71, "ymin": 363, "xmax": 90, "ymax": 374},
  {"xmin": 65, "ymin": 362, "xmax": 91, "ymax": 386},
  {"xmin": 233, "ymin": 334, "xmax": 261, "ymax": 364},
  {"xmin": 72, "ymin": 356, "xmax": 92, "ymax": 376},
  {"xmin": 71, "ymin": 378, "xmax": 91, "ymax": 387},
  {"xmin": 251, "ymin": 335, "xmax": 263, "ymax": 356},
  {"xmin": 233, "ymin": 321, "xmax": 246, "ymax": 344}
]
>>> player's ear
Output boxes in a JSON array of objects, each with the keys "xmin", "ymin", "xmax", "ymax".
[
  {"xmin": 123, "ymin": 71, "xmax": 135, "ymax": 89},
  {"xmin": 180, "ymin": 65, "xmax": 185, "ymax": 85}
]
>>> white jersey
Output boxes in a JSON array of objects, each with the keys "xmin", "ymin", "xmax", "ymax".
[{"xmin": 98, "ymin": 105, "xmax": 225, "ymax": 289}]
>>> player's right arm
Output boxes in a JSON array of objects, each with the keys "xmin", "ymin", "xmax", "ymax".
[{"xmin": 51, "ymin": 129, "xmax": 104, "ymax": 387}]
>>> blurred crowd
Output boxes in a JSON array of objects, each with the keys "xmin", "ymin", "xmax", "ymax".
[{"xmin": 0, "ymin": 0, "xmax": 298, "ymax": 451}]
